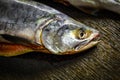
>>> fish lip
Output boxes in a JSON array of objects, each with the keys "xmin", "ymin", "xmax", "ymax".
[
  {"xmin": 90, "ymin": 32, "xmax": 100, "ymax": 42},
  {"xmin": 75, "ymin": 32, "xmax": 100, "ymax": 51}
]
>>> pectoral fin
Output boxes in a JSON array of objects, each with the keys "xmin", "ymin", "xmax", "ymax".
[{"xmin": 0, "ymin": 43, "xmax": 33, "ymax": 57}]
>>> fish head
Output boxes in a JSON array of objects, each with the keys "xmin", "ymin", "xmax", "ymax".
[{"xmin": 41, "ymin": 17, "xmax": 100, "ymax": 55}]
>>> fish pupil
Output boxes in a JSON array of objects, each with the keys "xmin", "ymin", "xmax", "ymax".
[{"xmin": 80, "ymin": 32, "xmax": 84, "ymax": 37}]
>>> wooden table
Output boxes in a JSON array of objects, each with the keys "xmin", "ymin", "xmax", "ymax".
[{"xmin": 0, "ymin": 0, "xmax": 119, "ymax": 80}]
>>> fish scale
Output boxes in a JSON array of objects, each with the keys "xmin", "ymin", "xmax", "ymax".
[{"xmin": 0, "ymin": 0, "xmax": 55, "ymax": 44}]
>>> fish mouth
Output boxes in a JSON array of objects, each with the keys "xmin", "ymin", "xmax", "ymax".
[{"xmin": 75, "ymin": 32, "xmax": 100, "ymax": 52}]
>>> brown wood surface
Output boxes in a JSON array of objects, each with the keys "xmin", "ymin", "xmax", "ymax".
[{"xmin": 0, "ymin": 0, "xmax": 120, "ymax": 80}]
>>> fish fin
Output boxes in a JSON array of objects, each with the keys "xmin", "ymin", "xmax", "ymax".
[
  {"xmin": 30, "ymin": 45, "xmax": 51, "ymax": 54},
  {"xmin": 0, "ymin": 43, "xmax": 33, "ymax": 57}
]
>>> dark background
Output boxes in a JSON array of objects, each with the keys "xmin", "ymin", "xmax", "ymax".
[{"xmin": 0, "ymin": 0, "xmax": 120, "ymax": 80}]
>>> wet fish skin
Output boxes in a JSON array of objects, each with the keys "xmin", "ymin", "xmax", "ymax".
[
  {"xmin": 0, "ymin": 0, "xmax": 99, "ymax": 56},
  {"xmin": 54, "ymin": 0, "xmax": 120, "ymax": 14},
  {"xmin": 0, "ymin": 0, "xmax": 55, "ymax": 44}
]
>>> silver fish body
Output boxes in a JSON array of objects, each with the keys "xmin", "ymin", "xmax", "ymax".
[
  {"xmin": 54, "ymin": 0, "xmax": 120, "ymax": 14},
  {"xmin": 0, "ymin": 0, "xmax": 99, "ymax": 56}
]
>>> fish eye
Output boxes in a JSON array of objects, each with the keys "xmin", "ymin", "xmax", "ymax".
[
  {"xmin": 78, "ymin": 30, "xmax": 86, "ymax": 39},
  {"xmin": 72, "ymin": 28, "xmax": 89, "ymax": 39},
  {"xmin": 80, "ymin": 32, "xmax": 84, "ymax": 37},
  {"xmin": 78, "ymin": 29, "xmax": 92, "ymax": 39}
]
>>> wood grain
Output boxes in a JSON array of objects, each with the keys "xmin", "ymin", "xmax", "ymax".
[{"xmin": 0, "ymin": 0, "xmax": 119, "ymax": 80}]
